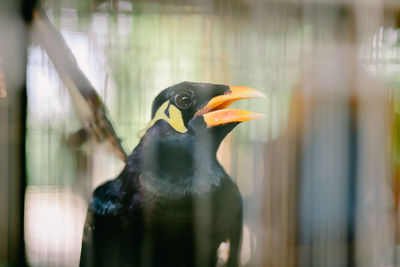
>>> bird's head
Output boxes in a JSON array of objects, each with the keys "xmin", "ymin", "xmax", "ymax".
[
  {"xmin": 135, "ymin": 81, "xmax": 265, "ymax": 196},
  {"xmin": 139, "ymin": 81, "xmax": 265, "ymax": 144}
]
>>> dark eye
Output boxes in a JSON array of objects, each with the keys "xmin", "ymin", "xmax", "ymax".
[{"xmin": 174, "ymin": 93, "xmax": 193, "ymax": 109}]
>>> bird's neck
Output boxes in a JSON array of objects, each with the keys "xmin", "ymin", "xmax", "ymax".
[
  {"xmin": 142, "ymin": 134, "xmax": 218, "ymax": 179},
  {"xmin": 124, "ymin": 133, "xmax": 224, "ymax": 198}
]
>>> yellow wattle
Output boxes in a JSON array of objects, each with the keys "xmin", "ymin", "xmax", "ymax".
[{"xmin": 138, "ymin": 101, "xmax": 187, "ymax": 138}]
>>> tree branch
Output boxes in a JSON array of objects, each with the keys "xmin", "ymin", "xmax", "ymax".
[{"xmin": 30, "ymin": 5, "xmax": 127, "ymax": 162}]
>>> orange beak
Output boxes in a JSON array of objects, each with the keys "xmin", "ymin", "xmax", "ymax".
[{"xmin": 195, "ymin": 86, "xmax": 266, "ymax": 127}]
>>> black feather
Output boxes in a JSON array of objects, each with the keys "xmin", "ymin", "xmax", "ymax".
[{"xmin": 80, "ymin": 82, "xmax": 243, "ymax": 267}]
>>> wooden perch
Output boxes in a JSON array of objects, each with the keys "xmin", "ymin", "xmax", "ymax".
[{"xmin": 30, "ymin": 5, "xmax": 127, "ymax": 162}]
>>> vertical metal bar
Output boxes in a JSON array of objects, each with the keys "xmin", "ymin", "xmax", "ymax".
[{"xmin": 0, "ymin": 0, "xmax": 35, "ymax": 265}]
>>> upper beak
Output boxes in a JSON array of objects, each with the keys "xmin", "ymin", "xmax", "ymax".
[{"xmin": 195, "ymin": 86, "xmax": 266, "ymax": 127}]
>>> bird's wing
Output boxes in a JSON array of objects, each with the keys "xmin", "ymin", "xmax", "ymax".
[
  {"xmin": 80, "ymin": 178, "xmax": 126, "ymax": 267},
  {"xmin": 215, "ymin": 176, "xmax": 243, "ymax": 267},
  {"xmin": 226, "ymin": 195, "xmax": 242, "ymax": 267}
]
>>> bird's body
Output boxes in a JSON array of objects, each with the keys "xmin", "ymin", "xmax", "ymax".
[{"xmin": 80, "ymin": 82, "xmax": 264, "ymax": 267}]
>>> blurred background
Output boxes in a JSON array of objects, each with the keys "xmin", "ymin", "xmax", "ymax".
[{"xmin": 1, "ymin": 0, "xmax": 400, "ymax": 266}]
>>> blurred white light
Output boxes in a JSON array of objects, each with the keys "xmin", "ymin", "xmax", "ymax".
[{"xmin": 25, "ymin": 188, "xmax": 87, "ymax": 267}]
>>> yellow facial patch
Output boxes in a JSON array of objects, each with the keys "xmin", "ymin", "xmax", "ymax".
[{"xmin": 138, "ymin": 101, "xmax": 187, "ymax": 138}]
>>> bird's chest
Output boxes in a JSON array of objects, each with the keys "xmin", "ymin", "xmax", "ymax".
[
  {"xmin": 138, "ymin": 195, "xmax": 223, "ymax": 241},
  {"xmin": 127, "ymin": 198, "xmax": 220, "ymax": 266},
  {"xmin": 122, "ymin": 187, "xmax": 237, "ymax": 266},
  {"xmin": 142, "ymin": 197, "xmax": 197, "ymax": 230}
]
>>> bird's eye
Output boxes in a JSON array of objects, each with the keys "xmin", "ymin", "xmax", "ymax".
[{"xmin": 174, "ymin": 93, "xmax": 193, "ymax": 109}]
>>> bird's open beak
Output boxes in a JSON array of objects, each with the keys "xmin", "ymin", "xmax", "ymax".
[{"xmin": 195, "ymin": 86, "xmax": 266, "ymax": 127}]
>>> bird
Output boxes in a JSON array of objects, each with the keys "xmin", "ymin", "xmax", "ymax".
[{"xmin": 79, "ymin": 81, "xmax": 265, "ymax": 267}]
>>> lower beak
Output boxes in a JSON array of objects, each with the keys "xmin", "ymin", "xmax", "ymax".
[{"xmin": 195, "ymin": 86, "xmax": 266, "ymax": 127}]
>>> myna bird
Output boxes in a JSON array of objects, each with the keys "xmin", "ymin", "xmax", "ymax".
[{"xmin": 80, "ymin": 81, "xmax": 265, "ymax": 267}]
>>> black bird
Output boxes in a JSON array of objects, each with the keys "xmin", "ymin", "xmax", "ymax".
[{"xmin": 80, "ymin": 81, "xmax": 265, "ymax": 267}]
